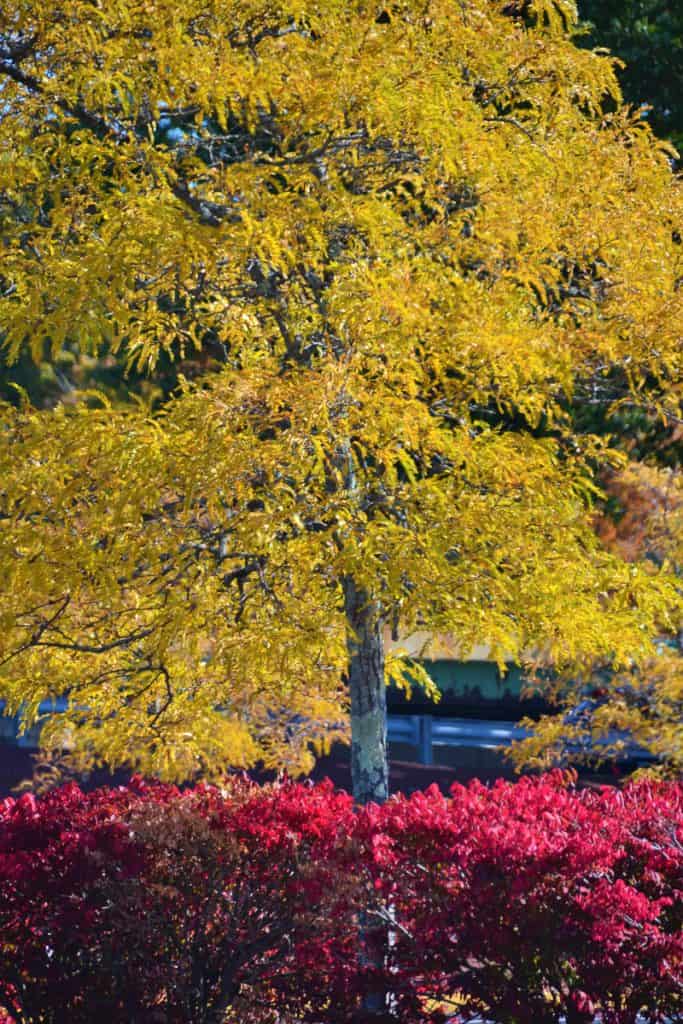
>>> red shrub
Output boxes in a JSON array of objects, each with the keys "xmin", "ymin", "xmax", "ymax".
[
  {"xmin": 355, "ymin": 773, "xmax": 683, "ymax": 1024},
  {"xmin": 0, "ymin": 773, "xmax": 681, "ymax": 1024},
  {"xmin": 0, "ymin": 776, "xmax": 357, "ymax": 1024},
  {"xmin": 0, "ymin": 779, "xmax": 154, "ymax": 1022}
]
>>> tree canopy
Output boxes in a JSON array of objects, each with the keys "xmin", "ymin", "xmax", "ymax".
[{"xmin": 0, "ymin": 0, "xmax": 681, "ymax": 788}]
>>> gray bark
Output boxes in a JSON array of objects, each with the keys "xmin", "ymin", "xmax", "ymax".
[
  {"xmin": 343, "ymin": 576, "xmax": 388, "ymax": 807},
  {"xmin": 343, "ymin": 577, "xmax": 391, "ymax": 1020}
]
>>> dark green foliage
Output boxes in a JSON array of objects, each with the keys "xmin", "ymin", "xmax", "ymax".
[{"xmin": 578, "ymin": 0, "xmax": 683, "ymax": 152}]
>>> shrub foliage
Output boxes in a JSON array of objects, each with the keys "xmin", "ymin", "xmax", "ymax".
[{"xmin": 0, "ymin": 775, "xmax": 681, "ymax": 1023}]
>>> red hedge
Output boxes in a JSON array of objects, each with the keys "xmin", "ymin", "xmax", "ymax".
[
  {"xmin": 355, "ymin": 774, "xmax": 683, "ymax": 1024},
  {"xmin": 0, "ymin": 776, "xmax": 357, "ymax": 1023},
  {"xmin": 0, "ymin": 773, "xmax": 681, "ymax": 1023}
]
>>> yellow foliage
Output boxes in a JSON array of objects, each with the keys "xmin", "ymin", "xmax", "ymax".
[
  {"xmin": 0, "ymin": 1, "xmax": 681, "ymax": 778},
  {"xmin": 511, "ymin": 462, "xmax": 683, "ymax": 775}
]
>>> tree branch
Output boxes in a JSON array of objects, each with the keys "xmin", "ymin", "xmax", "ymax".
[{"xmin": 0, "ymin": 56, "xmax": 235, "ymax": 226}]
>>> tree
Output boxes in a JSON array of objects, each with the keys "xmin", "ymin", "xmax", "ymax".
[
  {"xmin": 578, "ymin": 0, "xmax": 683, "ymax": 154},
  {"xmin": 0, "ymin": 0, "xmax": 681, "ymax": 805},
  {"xmin": 509, "ymin": 460, "xmax": 683, "ymax": 774}
]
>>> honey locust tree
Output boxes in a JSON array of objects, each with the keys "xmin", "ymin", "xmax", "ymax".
[
  {"xmin": 0, "ymin": 0, "xmax": 682, "ymax": 803},
  {"xmin": 510, "ymin": 461, "xmax": 683, "ymax": 774}
]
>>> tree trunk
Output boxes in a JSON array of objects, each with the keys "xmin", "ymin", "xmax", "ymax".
[
  {"xmin": 343, "ymin": 576, "xmax": 389, "ymax": 806},
  {"xmin": 343, "ymin": 577, "xmax": 392, "ymax": 1021}
]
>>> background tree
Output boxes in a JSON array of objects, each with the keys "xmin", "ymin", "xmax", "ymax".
[
  {"xmin": 512, "ymin": 461, "xmax": 683, "ymax": 774},
  {"xmin": 578, "ymin": 0, "xmax": 683, "ymax": 155},
  {"xmin": 0, "ymin": 0, "xmax": 681, "ymax": 807}
]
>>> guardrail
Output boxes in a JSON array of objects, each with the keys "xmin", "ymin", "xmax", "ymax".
[
  {"xmin": 388, "ymin": 713, "xmax": 655, "ymax": 767},
  {"xmin": 1, "ymin": 704, "xmax": 655, "ymax": 767},
  {"xmin": 0, "ymin": 699, "xmax": 68, "ymax": 748},
  {"xmin": 387, "ymin": 714, "xmax": 530, "ymax": 765}
]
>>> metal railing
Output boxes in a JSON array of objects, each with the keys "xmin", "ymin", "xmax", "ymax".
[
  {"xmin": 0, "ymin": 699, "xmax": 68, "ymax": 748},
  {"xmin": 388, "ymin": 713, "xmax": 655, "ymax": 767},
  {"xmin": 387, "ymin": 714, "xmax": 529, "ymax": 765},
  {"xmin": 1, "ymin": 703, "xmax": 655, "ymax": 766}
]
